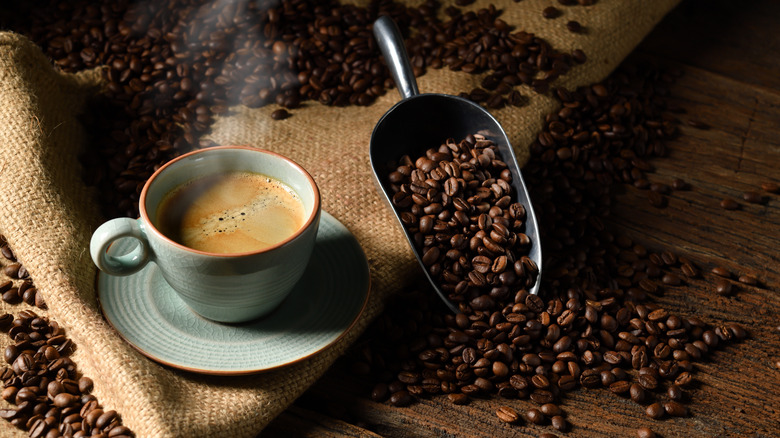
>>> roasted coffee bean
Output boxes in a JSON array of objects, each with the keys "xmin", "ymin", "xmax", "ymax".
[
  {"xmin": 2, "ymin": 263, "xmax": 22, "ymax": 278},
  {"xmin": 540, "ymin": 403, "xmax": 561, "ymax": 417},
  {"xmin": 738, "ymin": 274, "xmax": 758, "ymax": 286},
  {"xmin": 719, "ymin": 198, "xmax": 740, "ymax": 210},
  {"xmin": 671, "ymin": 178, "xmax": 688, "ymax": 190},
  {"xmin": 637, "ymin": 427, "xmax": 657, "ymax": 438},
  {"xmin": 448, "ymin": 393, "xmax": 469, "ymax": 405},
  {"xmin": 542, "ymin": 6, "xmax": 562, "ymax": 19},
  {"xmin": 711, "ymin": 266, "xmax": 731, "ymax": 278},
  {"xmin": 270, "ymin": 109, "xmax": 290, "ymax": 120},
  {"xmin": 663, "ymin": 401, "xmax": 688, "ymax": 417},
  {"xmin": 495, "ymin": 406, "xmax": 520, "ymax": 424},
  {"xmin": 646, "ymin": 402, "xmax": 665, "ymax": 419},
  {"xmin": 686, "ymin": 119, "xmax": 710, "ymax": 130},
  {"xmin": 551, "ymin": 415, "xmax": 567, "ymax": 431},
  {"xmin": 526, "ymin": 408, "xmax": 545, "ymax": 425},
  {"xmin": 667, "ymin": 384, "xmax": 684, "ymax": 401},
  {"xmin": 715, "ymin": 279, "xmax": 733, "ymax": 296},
  {"xmin": 761, "ymin": 182, "xmax": 780, "ymax": 193},
  {"xmin": 742, "ymin": 191, "xmax": 764, "ymax": 204},
  {"xmin": 390, "ymin": 391, "xmax": 413, "ymax": 407},
  {"xmin": 566, "ymin": 21, "xmax": 583, "ymax": 33}
]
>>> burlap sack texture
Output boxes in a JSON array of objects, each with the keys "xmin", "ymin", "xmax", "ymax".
[{"xmin": 0, "ymin": 0, "xmax": 680, "ymax": 437}]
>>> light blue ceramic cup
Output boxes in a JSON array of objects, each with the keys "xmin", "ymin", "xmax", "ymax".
[{"xmin": 90, "ymin": 146, "xmax": 321, "ymax": 323}]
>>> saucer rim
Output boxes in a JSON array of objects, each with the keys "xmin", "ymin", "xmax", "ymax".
[{"xmin": 96, "ymin": 210, "xmax": 371, "ymax": 375}]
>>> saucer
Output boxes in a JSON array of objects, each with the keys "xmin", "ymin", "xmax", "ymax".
[{"xmin": 97, "ymin": 211, "xmax": 370, "ymax": 375}]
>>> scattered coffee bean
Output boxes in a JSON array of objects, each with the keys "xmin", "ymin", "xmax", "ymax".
[
  {"xmin": 637, "ymin": 426, "xmax": 656, "ymax": 438},
  {"xmin": 711, "ymin": 266, "xmax": 731, "ymax": 278},
  {"xmin": 566, "ymin": 20, "xmax": 583, "ymax": 33},
  {"xmin": 496, "ymin": 406, "xmax": 520, "ymax": 424},
  {"xmin": 271, "ymin": 109, "xmax": 290, "ymax": 121},
  {"xmin": 551, "ymin": 415, "xmax": 567, "ymax": 431},
  {"xmin": 737, "ymin": 274, "xmax": 758, "ymax": 286},
  {"xmin": 720, "ymin": 198, "xmax": 740, "ymax": 210},
  {"xmin": 686, "ymin": 119, "xmax": 710, "ymax": 130},
  {"xmin": 760, "ymin": 182, "xmax": 779, "ymax": 193},
  {"xmin": 389, "ymin": 390, "xmax": 413, "ymax": 407},
  {"xmin": 542, "ymin": 6, "xmax": 562, "ymax": 18},
  {"xmin": 663, "ymin": 400, "xmax": 688, "ymax": 417},
  {"xmin": 715, "ymin": 279, "xmax": 733, "ymax": 296},
  {"xmin": 741, "ymin": 191, "xmax": 764, "ymax": 204},
  {"xmin": 645, "ymin": 402, "xmax": 664, "ymax": 419},
  {"xmin": 526, "ymin": 408, "xmax": 545, "ymax": 425},
  {"xmin": 667, "ymin": 384, "xmax": 684, "ymax": 401},
  {"xmin": 671, "ymin": 178, "xmax": 688, "ymax": 190}
]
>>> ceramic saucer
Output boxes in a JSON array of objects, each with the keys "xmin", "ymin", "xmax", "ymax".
[{"xmin": 97, "ymin": 211, "xmax": 370, "ymax": 375}]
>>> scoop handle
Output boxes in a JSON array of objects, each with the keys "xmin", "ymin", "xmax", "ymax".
[{"xmin": 373, "ymin": 16, "xmax": 419, "ymax": 100}]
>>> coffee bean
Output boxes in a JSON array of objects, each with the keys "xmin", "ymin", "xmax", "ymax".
[
  {"xmin": 542, "ymin": 6, "xmax": 562, "ymax": 18},
  {"xmin": 663, "ymin": 401, "xmax": 688, "ymax": 417},
  {"xmin": 719, "ymin": 198, "xmax": 740, "ymax": 210},
  {"xmin": 681, "ymin": 262, "xmax": 699, "ymax": 278},
  {"xmin": 496, "ymin": 406, "xmax": 520, "ymax": 424},
  {"xmin": 637, "ymin": 427, "xmax": 656, "ymax": 438},
  {"xmin": 671, "ymin": 178, "xmax": 688, "ymax": 190},
  {"xmin": 645, "ymin": 402, "xmax": 664, "ymax": 419},
  {"xmin": 540, "ymin": 403, "xmax": 561, "ymax": 417},
  {"xmin": 370, "ymin": 383, "xmax": 389, "ymax": 402},
  {"xmin": 390, "ymin": 390, "xmax": 414, "ymax": 407},
  {"xmin": 566, "ymin": 21, "xmax": 583, "ymax": 33},
  {"xmin": 711, "ymin": 266, "xmax": 731, "ymax": 278},
  {"xmin": 551, "ymin": 415, "xmax": 567, "ymax": 431},
  {"xmin": 2, "ymin": 263, "xmax": 21, "ymax": 278},
  {"xmin": 737, "ymin": 274, "xmax": 758, "ymax": 286},
  {"xmin": 742, "ymin": 191, "xmax": 764, "ymax": 204},
  {"xmin": 448, "ymin": 393, "xmax": 469, "ymax": 405},
  {"xmin": 761, "ymin": 182, "xmax": 779, "ymax": 193},
  {"xmin": 667, "ymin": 384, "xmax": 684, "ymax": 401},
  {"xmin": 714, "ymin": 279, "xmax": 733, "ymax": 296},
  {"xmin": 1, "ymin": 246, "xmax": 15, "ymax": 261},
  {"xmin": 686, "ymin": 119, "xmax": 710, "ymax": 130},
  {"xmin": 271, "ymin": 109, "xmax": 290, "ymax": 120},
  {"xmin": 526, "ymin": 408, "xmax": 545, "ymax": 424},
  {"xmin": 629, "ymin": 383, "xmax": 646, "ymax": 404}
]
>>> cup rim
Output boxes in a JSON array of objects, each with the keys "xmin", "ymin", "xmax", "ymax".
[{"xmin": 138, "ymin": 145, "xmax": 321, "ymax": 258}]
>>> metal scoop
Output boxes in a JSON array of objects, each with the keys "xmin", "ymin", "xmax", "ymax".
[{"xmin": 370, "ymin": 16, "xmax": 542, "ymax": 313}]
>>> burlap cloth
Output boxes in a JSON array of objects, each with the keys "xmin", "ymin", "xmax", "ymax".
[{"xmin": 0, "ymin": 0, "xmax": 680, "ymax": 436}]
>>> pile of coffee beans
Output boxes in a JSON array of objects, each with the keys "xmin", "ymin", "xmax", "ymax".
[
  {"xmin": 0, "ymin": 235, "xmax": 135, "ymax": 437},
  {"xmin": 352, "ymin": 60, "xmax": 748, "ymax": 435},
  {"xmin": 388, "ymin": 134, "xmax": 537, "ymax": 310},
  {"xmin": 2, "ymin": 0, "xmax": 583, "ymax": 219},
  {"xmin": 0, "ymin": 237, "xmax": 44, "ymax": 309},
  {"xmin": 0, "ymin": 309, "xmax": 133, "ymax": 438}
]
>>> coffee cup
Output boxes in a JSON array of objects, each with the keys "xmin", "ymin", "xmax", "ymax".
[{"xmin": 90, "ymin": 145, "xmax": 321, "ymax": 323}]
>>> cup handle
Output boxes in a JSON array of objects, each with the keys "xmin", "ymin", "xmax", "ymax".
[{"xmin": 90, "ymin": 218, "xmax": 151, "ymax": 276}]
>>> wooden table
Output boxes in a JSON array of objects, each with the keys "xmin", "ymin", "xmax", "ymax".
[{"xmin": 262, "ymin": 0, "xmax": 780, "ymax": 436}]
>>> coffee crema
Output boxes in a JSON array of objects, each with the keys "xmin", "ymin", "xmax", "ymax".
[{"xmin": 156, "ymin": 171, "xmax": 306, "ymax": 254}]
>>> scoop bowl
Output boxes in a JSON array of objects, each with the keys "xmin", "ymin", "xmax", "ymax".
[{"xmin": 370, "ymin": 16, "xmax": 542, "ymax": 313}]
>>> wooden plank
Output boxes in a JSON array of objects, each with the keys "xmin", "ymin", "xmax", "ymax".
[
  {"xmin": 639, "ymin": 0, "xmax": 780, "ymax": 91},
  {"xmin": 260, "ymin": 405, "xmax": 384, "ymax": 438}
]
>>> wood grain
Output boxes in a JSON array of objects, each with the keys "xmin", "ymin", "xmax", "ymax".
[{"xmin": 262, "ymin": 0, "xmax": 780, "ymax": 436}]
